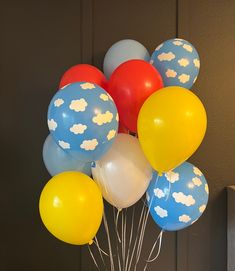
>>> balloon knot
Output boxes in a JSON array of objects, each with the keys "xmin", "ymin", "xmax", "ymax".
[
  {"xmin": 88, "ymin": 240, "xmax": 94, "ymax": 245},
  {"xmin": 158, "ymin": 172, "xmax": 163, "ymax": 177}
]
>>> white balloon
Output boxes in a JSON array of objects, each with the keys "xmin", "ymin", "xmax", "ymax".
[{"xmin": 92, "ymin": 134, "xmax": 153, "ymax": 209}]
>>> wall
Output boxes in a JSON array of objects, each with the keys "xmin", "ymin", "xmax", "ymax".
[{"xmin": 0, "ymin": 0, "xmax": 234, "ymax": 270}]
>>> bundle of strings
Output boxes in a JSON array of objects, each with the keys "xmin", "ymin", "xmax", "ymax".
[{"xmin": 88, "ymin": 200, "xmax": 164, "ymax": 271}]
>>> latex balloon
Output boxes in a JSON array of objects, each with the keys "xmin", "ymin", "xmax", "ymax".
[
  {"xmin": 59, "ymin": 64, "xmax": 107, "ymax": 89},
  {"xmin": 147, "ymin": 162, "xmax": 209, "ymax": 231},
  {"xmin": 39, "ymin": 172, "xmax": 103, "ymax": 245},
  {"xmin": 108, "ymin": 59, "xmax": 163, "ymax": 132},
  {"xmin": 137, "ymin": 86, "xmax": 207, "ymax": 174},
  {"xmin": 92, "ymin": 133, "xmax": 153, "ymax": 209},
  {"xmin": 103, "ymin": 39, "xmax": 150, "ymax": 79},
  {"xmin": 47, "ymin": 82, "xmax": 119, "ymax": 162},
  {"xmin": 150, "ymin": 38, "xmax": 200, "ymax": 89},
  {"xmin": 43, "ymin": 134, "xmax": 91, "ymax": 176}
]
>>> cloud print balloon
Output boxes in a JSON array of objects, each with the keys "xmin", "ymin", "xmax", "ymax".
[
  {"xmin": 147, "ymin": 162, "xmax": 209, "ymax": 231},
  {"xmin": 47, "ymin": 82, "xmax": 119, "ymax": 162},
  {"xmin": 150, "ymin": 38, "xmax": 200, "ymax": 89}
]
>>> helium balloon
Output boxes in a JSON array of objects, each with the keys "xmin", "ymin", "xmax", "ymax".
[
  {"xmin": 103, "ymin": 39, "xmax": 150, "ymax": 79},
  {"xmin": 92, "ymin": 134, "xmax": 153, "ymax": 209},
  {"xmin": 137, "ymin": 86, "xmax": 207, "ymax": 174},
  {"xmin": 59, "ymin": 64, "xmax": 107, "ymax": 89},
  {"xmin": 39, "ymin": 171, "xmax": 103, "ymax": 245},
  {"xmin": 47, "ymin": 82, "xmax": 119, "ymax": 162},
  {"xmin": 43, "ymin": 134, "xmax": 91, "ymax": 176},
  {"xmin": 150, "ymin": 38, "xmax": 200, "ymax": 89},
  {"xmin": 147, "ymin": 162, "xmax": 209, "ymax": 231},
  {"xmin": 108, "ymin": 59, "xmax": 163, "ymax": 132}
]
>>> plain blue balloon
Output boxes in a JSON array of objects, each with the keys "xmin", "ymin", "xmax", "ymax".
[
  {"xmin": 43, "ymin": 135, "xmax": 91, "ymax": 176},
  {"xmin": 147, "ymin": 162, "xmax": 209, "ymax": 231},
  {"xmin": 150, "ymin": 38, "xmax": 200, "ymax": 89},
  {"xmin": 103, "ymin": 39, "xmax": 150, "ymax": 79},
  {"xmin": 47, "ymin": 82, "xmax": 119, "ymax": 162}
]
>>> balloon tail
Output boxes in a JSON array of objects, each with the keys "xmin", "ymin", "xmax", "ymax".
[
  {"xmin": 143, "ymin": 230, "xmax": 164, "ymax": 271},
  {"xmin": 88, "ymin": 245, "xmax": 101, "ymax": 271},
  {"xmin": 103, "ymin": 210, "xmax": 115, "ymax": 271}
]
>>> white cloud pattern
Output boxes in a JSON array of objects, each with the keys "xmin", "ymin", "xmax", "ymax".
[
  {"xmin": 58, "ymin": 140, "xmax": 70, "ymax": 149},
  {"xmin": 116, "ymin": 113, "xmax": 119, "ymax": 122},
  {"xmin": 107, "ymin": 130, "xmax": 116, "ymax": 140},
  {"xmin": 69, "ymin": 99, "xmax": 88, "ymax": 112},
  {"xmin": 193, "ymin": 59, "xmax": 200, "ymax": 68},
  {"xmin": 158, "ymin": 52, "xmax": 175, "ymax": 61},
  {"xmin": 92, "ymin": 111, "xmax": 113, "ymax": 125},
  {"xmin": 173, "ymin": 40, "xmax": 183, "ymax": 46},
  {"xmin": 192, "ymin": 177, "xmax": 202, "ymax": 187},
  {"xmin": 48, "ymin": 119, "xmax": 57, "ymax": 131},
  {"xmin": 179, "ymin": 214, "xmax": 191, "ymax": 223},
  {"xmin": 150, "ymin": 59, "xmax": 154, "ymax": 65},
  {"xmin": 100, "ymin": 93, "xmax": 109, "ymax": 101},
  {"xmin": 199, "ymin": 204, "xmax": 206, "ymax": 213},
  {"xmin": 178, "ymin": 74, "xmax": 190, "ymax": 83},
  {"xmin": 54, "ymin": 98, "xmax": 64, "ymax": 107},
  {"xmin": 165, "ymin": 171, "xmax": 179, "ymax": 183},
  {"xmin": 80, "ymin": 139, "xmax": 98, "ymax": 151},
  {"xmin": 172, "ymin": 192, "xmax": 196, "ymax": 206},
  {"xmin": 154, "ymin": 206, "xmax": 168, "ymax": 218},
  {"xmin": 80, "ymin": 82, "xmax": 95, "ymax": 90},
  {"xmin": 154, "ymin": 188, "xmax": 165, "ymax": 199},
  {"xmin": 70, "ymin": 124, "xmax": 87, "ymax": 134},
  {"xmin": 166, "ymin": 69, "xmax": 177, "ymax": 78},
  {"xmin": 183, "ymin": 44, "xmax": 193, "ymax": 52},
  {"xmin": 178, "ymin": 58, "xmax": 190, "ymax": 67},
  {"xmin": 193, "ymin": 76, "xmax": 198, "ymax": 84},
  {"xmin": 205, "ymin": 184, "xmax": 209, "ymax": 194},
  {"xmin": 193, "ymin": 166, "xmax": 202, "ymax": 176}
]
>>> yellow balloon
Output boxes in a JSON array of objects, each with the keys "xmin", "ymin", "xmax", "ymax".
[
  {"xmin": 39, "ymin": 171, "xmax": 103, "ymax": 245},
  {"xmin": 137, "ymin": 86, "xmax": 207, "ymax": 174}
]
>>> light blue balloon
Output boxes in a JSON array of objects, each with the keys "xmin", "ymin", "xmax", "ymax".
[
  {"xmin": 43, "ymin": 135, "xmax": 91, "ymax": 176},
  {"xmin": 150, "ymin": 38, "xmax": 200, "ymax": 89},
  {"xmin": 47, "ymin": 82, "xmax": 119, "ymax": 162},
  {"xmin": 103, "ymin": 39, "xmax": 150, "ymax": 79},
  {"xmin": 147, "ymin": 162, "xmax": 209, "ymax": 231}
]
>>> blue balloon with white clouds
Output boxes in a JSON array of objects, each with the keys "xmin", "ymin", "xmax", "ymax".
[
  {"xmin": 47, "ymin": 82, "xmax": 119, "ymax": 162},
  {"xmin": 43, "ymin": 134, "xmax": 91, "ymax": 176},
  {"xmin": 150, "ymin": 38, "xmax": 200, "ymax": 89},
  {"xmin": 147, "ymin": 162, "xmax": 209, "ymax": 231}
]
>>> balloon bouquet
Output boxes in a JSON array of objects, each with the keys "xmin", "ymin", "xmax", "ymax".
[{"xmin": 39, "ymin": 38, "xmax": 209, "ymax": 269}]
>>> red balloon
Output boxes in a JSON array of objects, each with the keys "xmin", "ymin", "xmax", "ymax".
[
  {"xmin": 108, "ymin": 60, "xmax": 163, "ymax": 132},
  {"xmin": 59, "ymin": 64, "xmax": 107, "ymax": 89}
]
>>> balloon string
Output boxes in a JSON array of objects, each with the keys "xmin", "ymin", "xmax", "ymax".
[
  {"xmin": 127, "ymin": 201, "xmax": 147, "ymax": 271},
  {"xmin": 94, "ymin": 236, "xmax": 110, "ymax": 257},
  {"xmin": 165, "ymin": 179, "xmax": 171, "ymax": 201},
  {"xmin": 143, "ymin": 230, "xmax": 164, "ymax": 271},
  {"xmin": 115, "ymin": 208, "xmax": 122, "ymax": 243},
  {"xmin": 112, "ymin": 207, "xmax": 122, "ymax": 271},
  {"xmin": 125, "ymin": 205, "xmax": 135, "ymax": 271},
  {"xmin": 103, "ymin": 210, "xmax": 115, "ymax": 271},
  {"xmin": 88, "ymin": 245, "xmax": 100, "ymax": 271},
  {"xmin": 134, "ymin": 174, "xmax": 160, "ymax": 270},
  {"xmin": 123, "ymin": 209, "xmax": 127, "ymax": 270}
]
